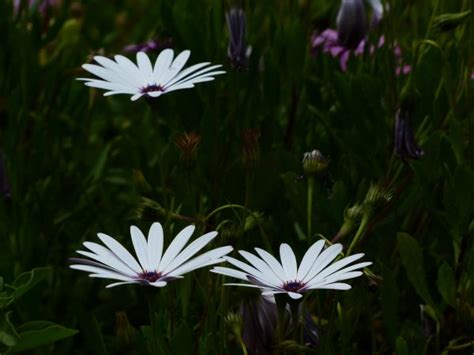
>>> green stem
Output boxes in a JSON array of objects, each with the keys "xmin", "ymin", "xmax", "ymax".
[
  {"xmin": 347, "ymin": 210, "xmax": 371, "ymax": 255},
  {"xmin": 145, "ymin": 289, "xmax": 159, "ymax": 355},
  {"xmin": 307, "ymin": 177, "xmax": 315, "ymax": 245},
  {"xmin": 289, "ymin": 300, "xmax": 301, "ymax": 343}
]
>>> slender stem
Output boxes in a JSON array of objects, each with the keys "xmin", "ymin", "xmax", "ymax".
[
  {"xmin": 307, "ymin": 177, "xmax": 315, "ymax": 245},
  {"xmin": 289, "ymin": 301, "xmax": 301, "ymax": 343},
  {"xmin": 347, "ymin": 210, "xmax": 371, "ymax": 255},
  {"xmin": 145, "ymin": 289, "xmax": 159, "ymax": 355}
]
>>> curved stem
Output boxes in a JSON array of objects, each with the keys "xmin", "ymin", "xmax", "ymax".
[
  {"xmin": 347, "ymin": 210, "xmax": 371, "ymax": 255},
  {"xmin": 307, "ymin": 177, "xmax": 315, "ymax": 245}
]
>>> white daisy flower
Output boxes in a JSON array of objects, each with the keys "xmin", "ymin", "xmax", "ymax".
[
  {"xmin": 70, "ymin": 222, "xmax": 232, "ymax": 288},
  {"xmin": 78, "ymin": 49, "xmax": 225, "ymax": 101},
  {"xmin": 211, "ymin": 240, "xmax": 371, "ymax": 300}
]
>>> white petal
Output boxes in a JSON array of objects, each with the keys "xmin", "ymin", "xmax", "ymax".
[
  {"xmin": 114, "ymin": 55, "xmax": 147, "ymax": 87},
  {"xmin": 159, "ymin": 50, "xmax": 191, "ymax": 84},
  {"xmin": 70, "ymin": 264, "xmax": 135, "ymax": 282},
  {"xmin": 82, "ymin": 64, "xmax": 132, "ymax": 88},
  {"xmin": 93, "ymin": 56, "xmax": 142, "ymax": 88},
  {"xmin": 161, "ymin": 231, "xmax": 217, "ymax": 274},
  {"xmin": 164, "ymin": 64, "xmax": 223, "ymax": 89},
  {"xmin": 308, "ymin": 253, "xmax": 365, "ymax": 281},
  {"xmin": 210, "ymin": 266, "xmax": 249, "ymax": 281},
  {"xmin": 168, "ymin": 246, "xmax": 232, "ymax": 277},
  {"xmin": 131, "ymin": 93, "xmax": 144, "ymax": 101},
  {"xmin": 147, "ymin": 222, "xmax": 164, "ymax": 271},
  {"xmin": 75, "ymin": 250, "xmax": 135, "ymax": 277},
  {"xmin": 224, "ymin": 256, "xmax": 279, "ymax": 287},
  {"xmin": 153, "ymin": 48, "xmax": 174, "ymax": 84},
  {"xmin": 136, "ymin": 52, "xmax": 153, "ymax": 82},
  {"xmin": 82, "ymin": 79, "xmax": 136, "ymax": 94},
  {"xmin": 158, "ymin": 225, "xmax": 195, "ymax": 271},
  {"xmin": 130, "ymin": 225, "xmax": 149, "ymax": 271},
  {"xmin": 279, "ymin": 244, "xmax": 298, "ymax": 280},
  {"xmin": 161, "ymin": 62, "xmax": 211, "ymax": 87},
  {"xmin": 238, "ymin": 250, "xmax": 283, "ymax": 286},
  {"xmin": 297, "ymin": 240, "xmax": 326, "ymax": 280},
  {"xmin": 149, "ymin": 281, "xmax": 167, "ymax": 287},
  {"xmin": 254, "ymin": 248, "xmax": 286, "ymax": 282},
  {"xmin": 309, "ymin": 283, "xmax": 352, "ymax": 291},
  {"xmin": 288, "ymin": 292, "xmax": 303, "ymax": 299},
  {"xmin": 302, "ymin": 244, "xmax": 343, "ymax": 284},
  {"xmin": 106, "ymin": 281, "xmax": 140, "ymax": 288},
  {"xmin": 367, "ymin": 0, "xmax": 383, "ymax": 20},
  {"xmin": 82, "ymin": 241, "xmax": 137, "ymax": 275},
  {"xmin": 97, "ymin": 233, "xmax": 143, "ymax": 274}
]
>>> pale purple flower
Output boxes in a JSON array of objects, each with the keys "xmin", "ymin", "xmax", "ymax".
[
  {"xmin": 311, "ymin": 30, "xmax": 411, "ymax": 74},
  {"xmin": 123, "ymin": 38, "xmax": 172, "ymax": 54},
  {"xmin": 13, "ymin": 0, "xmax": 56, "ymax": 14}
]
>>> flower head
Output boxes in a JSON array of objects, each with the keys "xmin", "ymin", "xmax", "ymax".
[
  {"xmin": 226, "ymin": 7, "xmax": 252, "ymax": 69},
  {"xmin": 78, "ymin": 49, "xmax": 225, "ymax": 101},
  {"xmin": 70, "ymin": 222, "xmax": 232, "ymax": 288},
  {"xmin": 211, "ymin": 240, "xmax": 371, "ymax": 300},
  {"xmin": 302, "ymin": 149, "xmax": 329, "ymax": 176}
]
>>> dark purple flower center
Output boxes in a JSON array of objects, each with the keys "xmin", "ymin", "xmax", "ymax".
[
  {"xmin": 139, "ymin": 271, "xmax": 162, "ymax": 283},
  {"xmin": 283, "ymin": 280, "xmax": 305, "ymax": 292},
  {"xmin": 140, "ymin": 84, "xmax": 164, "ymax": 94}
]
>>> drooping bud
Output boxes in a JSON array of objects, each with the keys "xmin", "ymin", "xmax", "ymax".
[
  {"xmin": 226, "ymin": 7, "xmax": 252, "ymax": 70},
  {"xmin": 394, "ymin": 108, "xmax": 425, "ymax": 160},
  {"xmin": 242, "ymin": 128, "xmax": 261, "ymax": 169},
  {"xmin": 302, "ymin": 149, "xmax": 329, "ymax": 177},
  {"xmin": 336, "ymin": 0, "xmax": 367, "ymax": 49},
  {"xmin": 225, "ymin": 312, "xmax": 244, "ymax": 346}
]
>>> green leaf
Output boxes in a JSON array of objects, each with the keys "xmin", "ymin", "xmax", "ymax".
[
  {"xmin": 9, "ymin": 321, "xmax": 78, "ymax": 352},
  {"xmin": 0, "ymin": 312, "xmax": 18, "ymax": 347},
  {"xmin": 170, "ymin": 322, "xmax": 193, "ymax": 355},
  {"xmin": 397, "ymin": 233, "xmax": 433, "ymax": 305},
  {"xmin": 6, "ymin": 267, "xmax": 52, "ymax": 301},
  {"xmin": 437, "ymin": 262, "xmax": 456, "ymax": 306}
]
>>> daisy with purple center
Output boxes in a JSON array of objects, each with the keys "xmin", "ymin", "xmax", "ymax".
[
  {"xmin": 211, "ymin": 240, "xmax": 371, "ymax": 300},
  {"xmin": 78, "ymin": 49, "xmax": 225, "ymax": 101},
  {"xmin": 70, "ymin": 222, "xmax": 233, "ymax": 288}
]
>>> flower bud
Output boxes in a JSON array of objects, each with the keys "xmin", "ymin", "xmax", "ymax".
[
  {"xmin": 226, "ymin": 8, "xmax": 252, "ymax": 70},
  {"xmin": 336, "ymin": 0, "xmax": 367, "ymax": 49},
  {"xmin": 394, "ymin": 108, "xmax": 424, "ymax": 160},
  {"xmin": 364, "ymin": 184, "xmax": 392, "ymax": 209},
  {"xmin": 302, "ymin": 150, "xmax": 329, "ymax": 176},
  {"xmin": 174, "ymin": 131, "xmax": 201, "ymax": 168}
]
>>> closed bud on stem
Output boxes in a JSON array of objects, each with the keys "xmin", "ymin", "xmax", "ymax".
[
  {"xmin": 364, "ymin": 184, "xmax": 392, "ymax": 209},
  {"xmin": 225, "ymin": 312, "xmax": 244, "ymax": 343},
  {"xmin": 337, "ymin": 0, "xmax": 367, "ymax": 49},
  {"xmin": 226, "ymin": 7, "xmax": 252, "ymax": 70},
  {"xmin": 302, "ymin": 149, "xmax": 329, "ymax": 177}
]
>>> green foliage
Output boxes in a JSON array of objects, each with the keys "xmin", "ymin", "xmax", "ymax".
[{"xmin": 0, "ymin": 0, "xmax": 473, "ymax": 353}]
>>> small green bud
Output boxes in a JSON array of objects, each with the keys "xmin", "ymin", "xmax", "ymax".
[
  {"xmin": 364, "ymin": 184, "xmax": 392, "ymax": 209},
  {"xmin": 432, "ymin": 10, "xmax": 471, "ymax": 32},
  {"xmin": 225, "ymin": 312, "xmax": 244, "ymax": 337},
  {"xmin": 302, "ymin": 149, "xmax": 329, "ymax": 176}
]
